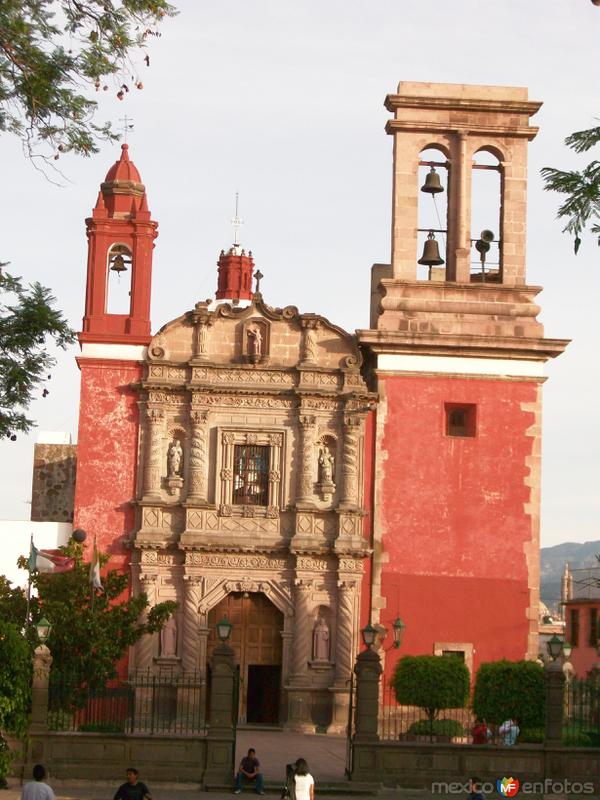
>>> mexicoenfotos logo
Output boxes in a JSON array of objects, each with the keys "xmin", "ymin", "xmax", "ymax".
[{"xmin": 497, "ymin": 778, "xmax": 520, "ymax": 797}]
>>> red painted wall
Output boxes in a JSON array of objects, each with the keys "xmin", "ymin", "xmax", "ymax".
[
  {"xmin": 73, "ymin": 359, "xmax": 141, "ymax": 573},
  {"xmin": 375, "ymin": 374, "xmax": 539, "ymax": 681}
]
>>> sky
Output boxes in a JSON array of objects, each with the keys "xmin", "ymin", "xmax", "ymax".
[{"xmin": 0, "ymin": 0, "xmax": 599, "ymax": 549}]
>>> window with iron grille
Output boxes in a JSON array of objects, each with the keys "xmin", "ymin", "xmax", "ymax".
[
  {"xmin": 233, "ymin": 445, "xmax": 269, "ymax": 506},
  {"xmin": 589, "ymin": 608, "xmax": 598, "ymax": 647},
  {"xmin": 570, "ymin": 608, "xmax": 580, "ymax": 647},
  {"xmin": 445, "ymin": 403, "xmax": 477, "ymax": 437}
]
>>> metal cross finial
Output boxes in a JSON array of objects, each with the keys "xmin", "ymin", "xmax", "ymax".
[
  {"xmin": 254, "ymin": 270, "xmax": 263, "ymax": 293},
  {"xmin": 119, "ymin": 115, "xmax": 134, "ymax": 142},
  {"xmin": 231, "ymin": 192, "xmax": 244, "ymax": 247}
]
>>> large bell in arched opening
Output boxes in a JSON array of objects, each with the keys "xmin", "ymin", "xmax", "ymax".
[
  {"xmin": 109, "ymin": 254, "xmax": 127, "ymax": 274},
  {"xmin": 418, "ymin": 231, "xmax": 444, "ymax": 266},
  {"xmin": 421, "ymin": 166, "xmax": 444, "ymax": 194}
]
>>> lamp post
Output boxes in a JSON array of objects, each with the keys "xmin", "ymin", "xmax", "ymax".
[
  {"xmin": 30, "ymin": 617, "xmax": 53, "ymax": 733},
  {"xmin": 544, "ymin": 635, "xmax": 565, "ymax": 745},
  {"xmin": 205, "ymin": 616, "xmax": 237, "ymax": 785}
]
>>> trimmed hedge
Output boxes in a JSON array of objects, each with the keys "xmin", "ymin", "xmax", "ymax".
[
  {"xmin": 407, "ymin": 718, "xmax": 464, "ymax": 737},
  {"xmin": 473, "ymin": 659, "xmax": 544, "ymax": 727},
  {"xmin": 393, "ymin": 655, "xmax": 469, "ymax": 721}
]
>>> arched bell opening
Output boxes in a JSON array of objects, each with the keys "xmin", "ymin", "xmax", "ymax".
[
  {"xmin": 470, "ymin": 149, "xmax": 503, "ymax": 283},
  {"xmin": 417, "ymin": 146, "xmax": 450, "ymax": 282},
  {"xmin": 106, "ymin": 243, "xmax": 133, "ymax": 314}
]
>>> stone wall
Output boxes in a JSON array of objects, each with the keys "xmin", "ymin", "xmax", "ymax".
[
  {"xmin": 351, "ymin": 741, "xmax": 600, "ymax": 788},
  {"xmin": 22, "ymin": 732, "xmax": 207, "ymax": 782}
]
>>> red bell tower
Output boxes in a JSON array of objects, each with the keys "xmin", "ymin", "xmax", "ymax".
[
  {"xmin": 81, "ymin": 143, "xmax": 158, "ymax": 344},
  {"xmin": 73, "ymin": 144, "xmax": 158, "ymax": 580}
]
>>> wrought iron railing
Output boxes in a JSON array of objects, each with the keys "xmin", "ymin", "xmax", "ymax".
[{"xmin": 48, "ymin": 669, "xmax": 207, "ymax": 735}]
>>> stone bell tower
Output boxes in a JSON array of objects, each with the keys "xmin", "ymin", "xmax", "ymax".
[
  {"xmin": 360, "ymin": 82, "xmax": 569, "ymax": 680},
  {"xmin": 74, "ymin": 144, "xmax": 158, "ymax": 573}
]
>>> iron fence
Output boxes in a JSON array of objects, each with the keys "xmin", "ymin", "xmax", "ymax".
[
  {"xmin": 564, "ymin": 675, "xmax": 600, "ymax": 746},
  {"xmin": 48, "ymin": 669, "xmax": 207, "ymax": 735},
  {"xmin": 378, "ymin": 677, "xmax": 477, "ymax": 744}
]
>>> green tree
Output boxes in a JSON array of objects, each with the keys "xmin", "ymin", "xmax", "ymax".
[
  {"xmin": 0, "ymin": 575, "xmax": 28, "ymax": 627},
  {"xmin": 472, "ymin": 659, "xmax": 544, "ymax": 728},
  {"xmin": 0, "ymin": 268, "xmax": 75, "ymax": 440},
  {"xmin": 0, "ymin": 1, "xmax": 175, "ymax": 437},
  {"xmin": 0, "ymin": 620, "xmax": 32, "ymax": 785},
  {"xmin": 16, "ymin": 544, "xmax": 177, "ymax": 707},
  {"xmin": 1, "ymin": 0, "xmax": 176, "ymax": 159},
  {"xmin": 541, "ymin": 124, "xmax": 600, "ymax": 254},
  {"xmin": 393, "ymin": 655, "xmax": 470, "ymax": 726}
]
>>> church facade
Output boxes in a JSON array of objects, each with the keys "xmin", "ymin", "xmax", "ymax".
[{"xmin": 69, "ymin": 81, "xmax": 568, "ymax": 732}]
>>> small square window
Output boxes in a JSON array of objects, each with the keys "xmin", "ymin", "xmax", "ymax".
[{"xmin": 445, "ymin": 403, "xmax": 476, "ymax": 438}]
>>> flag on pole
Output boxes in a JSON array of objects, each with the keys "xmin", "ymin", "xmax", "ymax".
[
  {"xmin": 28, "ymin": 538, "xmax": 74, "ymax": 573},
  {"xmin": 90, "ymin": 537, "xmax": 103, "ymax": 592}
]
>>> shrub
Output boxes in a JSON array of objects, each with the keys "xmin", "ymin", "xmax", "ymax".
[
  {"xmin": 473, "ymin": 660, "xmax": 544, "ymax": 727},
  {"xmin": 407, "ymin": 718, "xmax": 464, "ymax": 738},
  {"xmin": 520, "ymin": 727, "xmax": 545, "ymax": 743},
  {"xmin": 393, "ymin": 655, "xmax": 470, "ymax": 723},
  {"xmin": 563, "ymin": 731, "xmax": 592, "ymax": 747},
  {"xmin": 78, "ymin": 722, "xmax": 125, "ymax": 733}
]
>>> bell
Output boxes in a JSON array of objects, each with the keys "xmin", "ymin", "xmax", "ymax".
[
  {"xmin": 421, "ymin": 166, "xmax": 444, "ymax": 194},
  {"xmin": 418, "ymin": 231, "xmax": 444, "ymax": 266},
  {"xmin": 109, "ymin": 254, "xmax": 127, "ymax": 274}
]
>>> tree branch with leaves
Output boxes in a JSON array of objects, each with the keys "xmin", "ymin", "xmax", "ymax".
[
  {"xmin": 542, "ymin": 124, "xmax": 600, "ymax": 254},
  {"xmin": 0, "ymin": 0, "xmax": 176, "ymax": 160}
]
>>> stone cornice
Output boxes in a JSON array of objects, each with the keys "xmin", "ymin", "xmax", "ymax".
[{"xmin": 357, "ymin": 328, "xmax": 569, "ymax": 362}]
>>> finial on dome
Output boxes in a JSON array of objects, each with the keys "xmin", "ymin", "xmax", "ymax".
[{"xmin": 231, "ymin": 192, "xmax": 243, "ymax": 253}]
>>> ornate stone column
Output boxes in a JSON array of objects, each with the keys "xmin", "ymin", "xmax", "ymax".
[
  {"xmin": 136, "ymin": 573, "xmax": 158, "ymax": 670},
  {"xmin": 290, "ymin": 580, "xmax": 312, "ymax": 682},
  {"xmin": 194, "ymin": 316, "xmax": 213, "ymax": 362},
  {"xmin": 187, "ymin": 409, "xmax": 209, "ymax": 503},
  {"xmin": 300, "ymin": 319, "xmax": 319, "ymax": 365},
  {"xmin": 182, "ymin": 576, "xmax": 203, "ymax": 671},
  {"xmin": 328, "ymin": 579, "xmax": 357, "ymax": 733},
  {"xmin": 296, "ymin": 414, "xmax": 317, "ymax": 506},
  {"xmin": 219, "ymin": 432, "xmax": 235, "ymax": 514},
  {"xmin": 268, "ymin": 433, "xmax": 283, "ymax": 512},
  {"xmin": 143, "ymin": 407, "xmax": 164, "ymax": 500},
  {"xmin": 286, "ymin": 579, "xmax": 314, "ymax": 732},
  {"xmin": 340, "ymin": 414, "xmax": 362, "ymax": 509}
]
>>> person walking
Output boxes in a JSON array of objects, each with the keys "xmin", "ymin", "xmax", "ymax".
[
  {"xmin": 21, "ymin": 764, "xmax": 55, "ymax": 800},
  {"xmin": 234, "ymin": 748, "xmax": 265, "ymax": 795},
  {"xmin": 292, "ymin": 759, "xmax": 314, "ymax": 800},
  {"xmin": 113, "ymin": 767, "xmax": 152, "ymax": 800}
]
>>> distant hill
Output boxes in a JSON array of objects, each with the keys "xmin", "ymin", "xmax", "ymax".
[{"xmin": 541, "ymin": 540, "xmax": 600, "ymax": 612}]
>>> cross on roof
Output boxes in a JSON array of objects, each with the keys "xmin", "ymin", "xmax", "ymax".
[
  {"xmin": 118, "ymin": 115, "xmax": 134, "ymax": 142},
  {"xmin": 231, "ymin": 192, "xmax": 244, "ymax": 246}
]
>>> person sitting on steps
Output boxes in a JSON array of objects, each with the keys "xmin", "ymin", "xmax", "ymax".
[{"xmin": 234, "ymin": 748, "xmax": 265, "ymax": 795}]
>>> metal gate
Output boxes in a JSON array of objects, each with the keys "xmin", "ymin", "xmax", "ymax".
[{"xmin": 345, "ymin": 673, "xmax": 356, "ymax": 777}]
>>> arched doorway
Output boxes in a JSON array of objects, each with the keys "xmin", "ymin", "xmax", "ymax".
[{"xmin": 208, "ymin": 592, "xmax": 283, "ymax": 724}]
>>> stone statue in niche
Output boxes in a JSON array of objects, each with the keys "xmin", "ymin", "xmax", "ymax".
[
  {"xmin": 247, "ymin": 325, "xmax": 263, "ymax": 358},
  {"xmin": 160, "ymin": 616, "xmax": 177, "ymax": 657},
  {"xmin": 167, "ymin": 440, "xmax": 183, "ymax": 477},
  {"xmin": 318, "ymin": 445, "xmax": 335, "ymax": 485},
  {"xmin": 313, "ymin": 616, "xmax": 330, "ymax": 662}
]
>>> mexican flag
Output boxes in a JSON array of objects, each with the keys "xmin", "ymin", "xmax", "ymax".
[{"xmin": 28, "ymin": 540, "xmax": 74, "ymax": 574}]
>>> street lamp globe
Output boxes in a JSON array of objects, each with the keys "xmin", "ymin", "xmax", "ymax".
[
  {"xmin": 35, "ymin": 617, "xmax": 52, "ymax": 644},
  {"xmin": 392, "ymin": 617, "xmax": 405, "ymax": 649},
  {"xmin": 216, "ymin": 616, "xmax": 233, "ymax": 643},
  {"xmin": 546, "ymin": 634, "xmax": 563, "ymax": 661},
  {"xmin": 361, "ymin": 622, "xmax": 377, "ymax": 649}
]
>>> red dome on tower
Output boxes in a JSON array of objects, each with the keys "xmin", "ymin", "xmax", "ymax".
[{"xmin": 104, "ymin": 143, "xmax": 142, "ymax": 183}]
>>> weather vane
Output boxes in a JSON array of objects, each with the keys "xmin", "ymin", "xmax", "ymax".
[
  {"xmin": 231, "ymin": 192, "xmax": 243, "ymax": 247},
  {"xmin": 119, "ymin": 115, "xmax": 134, "ymax": 142}
]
